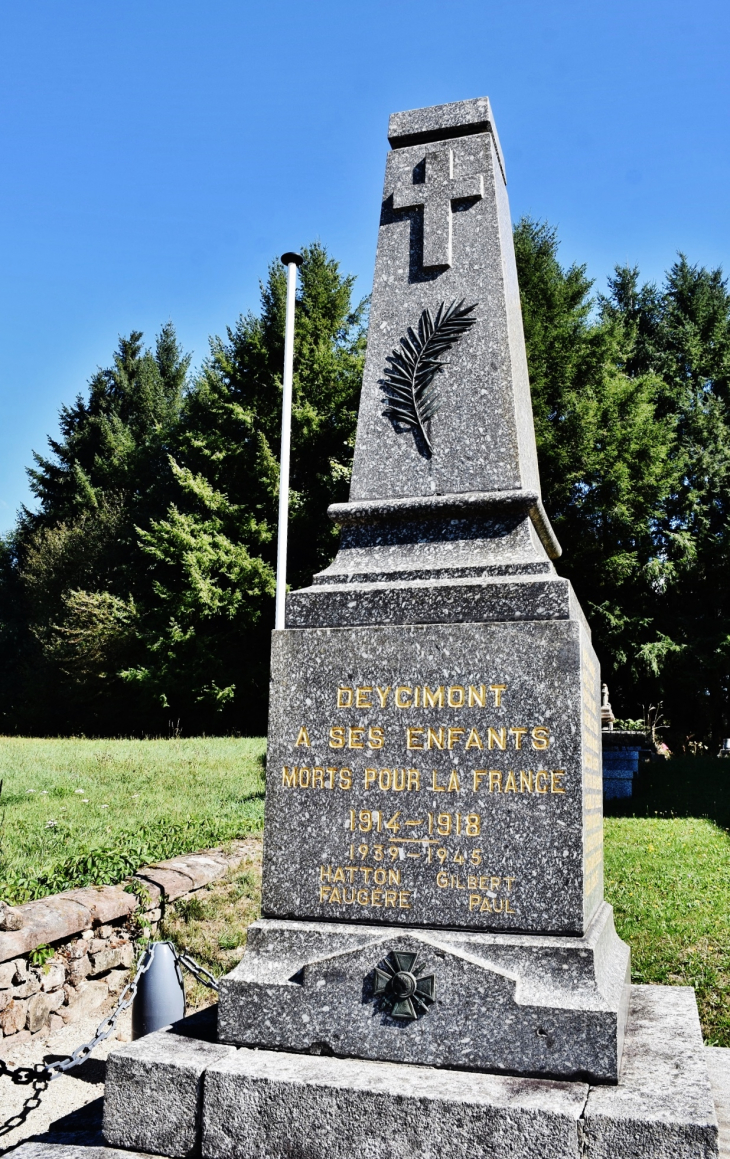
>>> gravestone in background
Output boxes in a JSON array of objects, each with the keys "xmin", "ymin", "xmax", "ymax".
[{"xmin": 218, "ymin": 96, "xmax": 631, "ymax": 1083}]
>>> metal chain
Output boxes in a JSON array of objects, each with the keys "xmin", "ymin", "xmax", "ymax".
[
  {"xmin": 175, "ymin": 950, "xmax": 220, "ymax": 994},
  {"xmin": 44, "ymin": 942, "xmax": 159, "ymax": 1080},
  {"xmin": 1, "ymin": 942, "xmax": 219, "ymax": 1086},
  {"xmin": 0, "ymin": 1060, "xmax": 49, "ymax": 1139}
]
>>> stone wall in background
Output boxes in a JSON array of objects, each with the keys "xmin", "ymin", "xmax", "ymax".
[{"xmin": 0, "ymin": 840, "xmax": 256, "ymax": 1053}]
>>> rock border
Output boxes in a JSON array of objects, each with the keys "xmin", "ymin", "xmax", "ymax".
[{"xmin": 0, "ymin": 839, "xmax": 260, "ymax": 1049}]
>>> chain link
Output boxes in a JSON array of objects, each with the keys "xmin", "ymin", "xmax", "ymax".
[
  {"xmin": 175, "ymin": 951, "xmax": 220, "ymax": 994},
  {"xmin": 1, "ymin": 942, "xmax": 219, "ymax": 1087}
]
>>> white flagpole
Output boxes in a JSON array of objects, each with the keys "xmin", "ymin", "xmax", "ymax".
[{"xmin": 275, "ymin": 252, "xmax": 303, "ymax": 631}]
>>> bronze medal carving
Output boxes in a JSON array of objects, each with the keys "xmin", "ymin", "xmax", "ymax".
[{"xmin": 372, "ymin": 951, "xmax": 436, "ymax": 1021}]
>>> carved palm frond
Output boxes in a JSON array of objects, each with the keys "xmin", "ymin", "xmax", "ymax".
[{"xmin": 382, "ymin": 299, "xmax": 477, "ymax": 453}]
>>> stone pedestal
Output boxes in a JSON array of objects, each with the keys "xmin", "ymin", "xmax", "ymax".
[
  {"xmin": 100, "ymin": 986, "xmax": 719, "ymax": 1159},
  {"xmin": 218, "ymin": 902, "xmax": 629, "ymax": 1082}
]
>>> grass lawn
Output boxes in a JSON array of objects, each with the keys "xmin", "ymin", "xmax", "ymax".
[
  {"xmin": 0, "ymin": 737, "xmax": 266, "ymax": 904},
  {"xmin": 605, "ymin": 755, "xmax": 730, "ymax": 1046}
]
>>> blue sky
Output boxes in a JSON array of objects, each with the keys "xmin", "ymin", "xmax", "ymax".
[{"xmin": 1, "ymin": 0, "xmax": 728, "ymax": 532}]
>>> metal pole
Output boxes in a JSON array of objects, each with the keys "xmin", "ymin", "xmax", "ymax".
[{"xmin": 275, "ymin": 252, "xmax": 303, "ymax": 631}]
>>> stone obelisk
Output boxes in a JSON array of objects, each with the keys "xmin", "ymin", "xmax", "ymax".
[
  {"xmin": 218, "ymin": 96, "xmax": 630, "ymax": 1082},
  {"xmin": 103, "ymin": 99, "xmax": 720, "ymax": 1159}
]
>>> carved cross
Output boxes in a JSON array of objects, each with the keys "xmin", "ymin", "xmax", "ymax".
[{"xmin": 392, "ymin": 147, "xmax": 484, "ymax": 269}]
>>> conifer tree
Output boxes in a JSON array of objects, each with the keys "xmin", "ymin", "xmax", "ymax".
[
  {"xmin": 515, "ymin": 219, "xmax": 678, "ymax": 722},
  {"xmin": 2, "ymin": 232, "xmax": 728, "ymax": 744},
  {"xmin": 601, "ymin": 257, "xmax": 730, "ymax": 739},
  {"xmin": 1, "ymin": 325, "xmax": 190, "ymax": 734},
  {"xmin": 117, "ymin": 243, "xmax": 367, "ymax": 732}
]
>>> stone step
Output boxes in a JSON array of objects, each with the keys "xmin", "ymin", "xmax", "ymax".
[
  {"xmin": 9, "ymin": 1148, "xmax": 160, "ymax": 1159},
  {"xmin": 101, "ymin": 985, "xmax": 720, "ymax": 1159},
  {"xmin": 707, "ymin": 1047, "xmax": 730, "ymax": 1159}
]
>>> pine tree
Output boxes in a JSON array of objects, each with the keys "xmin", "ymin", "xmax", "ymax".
[
  {"xmin": 601, "ymin": 258, "xmax": 730, "ymax": 740},
  {"xmin": 2, "ymin": 325, "xmax": 190, "ymax": 734},
  {"xmin": 515, "ymin": 219, "xmax": 678, "ymax": 723},
  {"xmin": 2, "ymin": 232, "xmax": 727, "ymax": 744}
]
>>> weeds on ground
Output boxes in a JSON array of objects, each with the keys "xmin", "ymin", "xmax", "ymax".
[{"xmin": 159, "ymin": 850, "xmax": 262, "ymax": 1009}]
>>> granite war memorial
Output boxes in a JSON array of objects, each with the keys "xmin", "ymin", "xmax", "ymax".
[{"xmin": 95, "ymin": 98, "xmax": 720, "ymax": 1159}]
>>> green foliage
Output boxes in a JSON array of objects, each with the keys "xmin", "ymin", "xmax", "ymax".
[
  {"xmin": 0, "ymin": 245, "xmax": 365, "ymax": 735},
  {"xmin": 0, "ymin": 325, "xmax": 191, "ymax": 734},
  {"xmin": 515, "ymin": 220, "xmax": 730, "ymax": 740},
  {"xmin": 599, "ymin": 259, "xmax": 730, "ymax": 739},
  {"xmin": 217, "ymin": 929, "xmax": 243, "ymax": 950},
  {"xmin": 0, "ymin": 229, "xmax": 728, "ymax": 739},
  {"xmin": 29, "ymin": 943, "xmax": 55, "ymax": 967},
  {"xmin": 176, "ymin": 895, "xmax": 207, "ymax": 922},
  {"xmin": 122, "ymin": 243, "xmax": 366, "ymax": 730},
  {"xmin": 124, "ymin": 876, "xmax": 152, "ymax": 910},
  {"xmin": 159, "ymin": 853, "xmax": 262, "ymax": 994}
]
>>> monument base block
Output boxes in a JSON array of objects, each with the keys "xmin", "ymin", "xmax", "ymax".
[
  {"xmin": 204, "ymin": 1048, "xmax": 588, "ymax": 1159},
  {"xmin": 101, "ymin": 985, "xmax": 718, "ymax": 1159},
  {"xmin": 218, "ymin": 902, "xmax": 630, "ymax": 1082}
]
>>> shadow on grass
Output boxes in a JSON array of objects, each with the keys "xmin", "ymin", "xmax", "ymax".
[{"xmin": 605, "ymin": 756, "xmax": 730, "ymax": 830}]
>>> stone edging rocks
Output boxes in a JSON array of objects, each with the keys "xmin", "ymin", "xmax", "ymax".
[{"xmin": 0, "ymin": 838, "xmax": 259, "ymax": 1050}]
